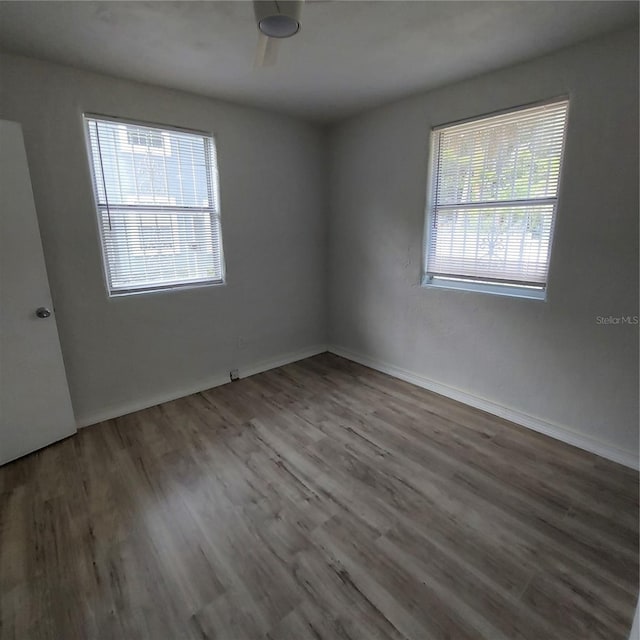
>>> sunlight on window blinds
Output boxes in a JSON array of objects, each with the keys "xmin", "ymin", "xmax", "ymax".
[
  {"xmin": 426, "ymin": 99, "xmax": 569, "ymax": 289},
  {"xmin": 85, "ymin": 116, "xmax": 224, "ymax": 295}
]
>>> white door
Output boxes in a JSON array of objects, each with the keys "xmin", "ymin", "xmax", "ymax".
[{"xmin": 0, "ymin": 120, "xmax": 76, "ymax": 465}]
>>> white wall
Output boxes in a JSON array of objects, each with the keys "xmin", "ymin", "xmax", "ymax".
[
  {"xmin": 0, "ymin": 53, "xmax": 328, "ymax": 426},
  {"xmin": 328, "ymin": 28, "xmax": 639, "ymax": 465}
]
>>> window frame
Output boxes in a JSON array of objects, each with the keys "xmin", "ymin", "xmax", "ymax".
[
  {"xmin": 83, "ymin": 113, "xmax": 226, "ymax": 298},
  {"xmin": 422, "ymin": 96, "xmax": 570, "ymax": 301}
]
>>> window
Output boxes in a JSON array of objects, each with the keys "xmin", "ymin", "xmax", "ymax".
[
  {"xmin": 84, "ymin": 115, "xmax": 225, "ymax": 295},
  {"xmin": 423, "ymin": 98, "xmax": 569, "ymax": 299}
]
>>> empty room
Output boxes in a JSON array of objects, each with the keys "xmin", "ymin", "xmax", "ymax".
[{"xmin": 0, "ymin": 1, "xmax": 638, "ymax": 638}]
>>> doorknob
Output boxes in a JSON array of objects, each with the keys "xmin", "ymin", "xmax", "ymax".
[{"xmin": 35, "ymin": 307, "xmax": 52, "ymax": 319}]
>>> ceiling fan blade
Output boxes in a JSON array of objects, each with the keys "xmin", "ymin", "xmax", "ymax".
[
  {"xmin": 254, "ymin": 32, "xmax": 268, "ymax": 68},
  {"xmin": 254, "ymin": 33, "xmax": 278, "ymax": 68},
  {"xmin": 263, "ymin": 36, "xmax": 279, "ymax": 66}
]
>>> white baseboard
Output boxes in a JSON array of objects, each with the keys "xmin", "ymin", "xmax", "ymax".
[
  {"xmin": 328, "ymin": 344, "xmax": 639, "ymax": 471},
  {"xmin": 240, "ymin": 344, "xmax": 327, "ymax": 379},
  {"xmin": 76, "ymin": 344, "xmax": 327, "ymax": 428},
  {"xmin": 76, "ymin": 341, "xmax": 637, "ymax": 470}
]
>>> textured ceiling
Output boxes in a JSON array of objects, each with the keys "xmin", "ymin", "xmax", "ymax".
[{"xmin": 0, "ymin": 1, "xmax": 637, "ymax": 122}]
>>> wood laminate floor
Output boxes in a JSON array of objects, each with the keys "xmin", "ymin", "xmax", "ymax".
[{"xmin": 1, "ymin": 353, "xmax": 638, "ymax": 640}]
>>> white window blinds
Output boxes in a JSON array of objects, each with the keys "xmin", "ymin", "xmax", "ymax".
[
  {"xmin": 85, "ymin": 115, "xmax": 224, "ymax": 295},
  {"xmin": 425, "ymin": 99, "xmax": 569, "ymax": 292}
]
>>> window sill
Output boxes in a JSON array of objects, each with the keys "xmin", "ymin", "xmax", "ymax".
[
  {"xmin": 421, "ymin": 276, "xmax": 546, "ymax": 301},
  {"xmin": 109, "ymin": 278, "xmax": 225, "ymax": 298}
]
